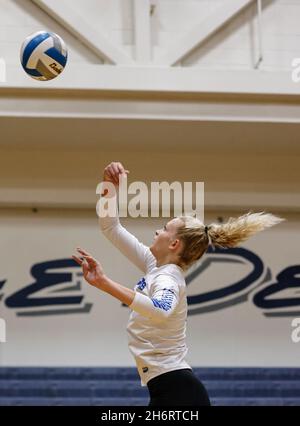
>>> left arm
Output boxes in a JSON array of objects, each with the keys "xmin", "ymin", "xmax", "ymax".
[
  {"xmin": 72, "ymin": 248, "xmax": 179, "ymax": 322},
  {"xmin": 73, "ymin": 247, "xmax": 135, "ymax": 307},
  {"xmin": 98, "ymin": 276, "xmax": 135, "ymax": 306}
]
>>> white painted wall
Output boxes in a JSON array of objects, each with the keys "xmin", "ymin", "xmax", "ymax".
[
  {"xmin": 0, "ymin": 208, "xmax": 299, "ymax": 367},
  {"xmin": 0, "ymin": 0, "xmax": 300, "ymax": 69},
  {"xmin": 0, "ymin": 0, "xmax": 102, "ymax": 65},
  {"xmin": 182, "ymin": 0, "xmax": 300, "ymax": 70}
]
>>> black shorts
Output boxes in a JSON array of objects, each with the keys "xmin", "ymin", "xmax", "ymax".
[{"xmin": 147, "ymin": 368, "xmax": 211, "ymax": 407}]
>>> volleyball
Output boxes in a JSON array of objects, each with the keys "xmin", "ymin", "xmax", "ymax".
[{"xmin": 20, "ymin": 31, "xmax": 68, "ymax": 81}]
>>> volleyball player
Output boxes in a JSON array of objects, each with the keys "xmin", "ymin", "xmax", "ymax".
[{"xmin": 72, "ymin": 161, "xmax": 284, "ymax": 406}]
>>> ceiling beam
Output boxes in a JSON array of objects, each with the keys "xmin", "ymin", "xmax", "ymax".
[
  {"xmin": 1, "ymin": 65, "xmax": 299, "ymax": 97},
  {"xmin": 0, "ymin": 97, "xmax": 299, "ymax": 123},
  {"xmin": 1, "ymin": 86, "xmax": 300, "ymax": 124},
  {"xmin": 31, "ymin": 0, "xmax": 134, "ymax": 65},
  {"xmin": 155, "ymin": 0, "xmax": 255, "ymax": 66}
]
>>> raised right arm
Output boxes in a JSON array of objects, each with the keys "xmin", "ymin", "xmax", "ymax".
[{"xmin": 98, "ymin": 162, "xmax": 156, "ymax": 274}]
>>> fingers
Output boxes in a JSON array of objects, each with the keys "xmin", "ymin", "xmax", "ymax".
[
  {"xmin": 103, "ymin": 166, "xmax": 116, "ymax": 185},
  {"xmin": 117, "ymin": 163, "xmax": 124, "ymax": 174},
  {"xmin": 72, "ymin": 255, "xmax": 83, "ymax": 265},
  {"xmin": 76, "ymin": 247, "xmax": 91, "ymax": 256},
  {"xmin": 117, "ymin": 163, "xmax": 129, "ymax": 176},
  {"xmin": 104, "ymin": 164, "xmax": 116, "ymax": 185},
  {"xmin": 104, "ymin": 162, "xmax": 130, "ymax": 186},
  {"xmin": 72, "ymin": 254, "xmax": 90, "ymax": 268},
  {"xmin": 82, "ymin": 258, "xmax": 89, "ymax": 275},
  {"xmin": 72, "ymin": 254, "xmax": 88, "ymax": 279},
  {"xmin": 83, "ymin": 255, "xmax": 98, "ymax": 266},
  {"xmin": 76, "ymin": 248, "xmax": 99, "ymax": 266},
  {"xmin": 111, "ymin": 163, "xmax": 121, "ymax": 186},
  {"xmin": 111, "ymin": 163, "xmax": 119, "ymax": 178},
  {"xmin": 105, "ymin": 168, "xmax": 117, "ymax": 185},
  {"xmin": 72, "ymin": 252, "xmax": 96, "ymax": 278}
]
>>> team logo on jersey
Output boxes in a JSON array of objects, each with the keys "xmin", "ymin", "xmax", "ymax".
[
  {"xmin": 152, "ymin": 289, "xmax": 175, "ymax": 311},
  {"xmin": 136, "ymin": 277, "xmax": 147, "ymax": 291}
]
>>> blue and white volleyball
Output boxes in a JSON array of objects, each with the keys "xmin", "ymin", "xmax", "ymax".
[{"xmin": 20, "ymin": 31, "xmax": 68, "ymax": 81}]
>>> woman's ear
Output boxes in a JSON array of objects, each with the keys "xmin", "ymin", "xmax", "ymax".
[{"xmin": 170, "ymin": 238, "xmax": 180, "ymax": 251}]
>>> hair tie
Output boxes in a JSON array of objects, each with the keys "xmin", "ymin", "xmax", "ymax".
[{"xmin": 204, "ymin": 225, "xmax": 208, "ymax": 234}]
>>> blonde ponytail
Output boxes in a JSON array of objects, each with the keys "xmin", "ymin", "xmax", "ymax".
[
  {"xmin": 176, "ymin": 211, "xmax": 285, "ymax": 270},
  {"xmin": 207, "ymin": 211, "xmax": 285, "ymax": 248}
]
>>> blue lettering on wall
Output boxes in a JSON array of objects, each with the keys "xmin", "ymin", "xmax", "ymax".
[
  {"xmin": 253, "ymin": 265, "xmax": 300, "ymax": 309},
  {"xmin": 5, "ymin": 259, "xmax": 83, "ymax": 308},
  {"xmin": 187, "ymin": 246, "xmax": 264, "ymax": 306},
  {"xmin": 0, "ymin": 250, "xmax": 299, "ymax": 317},
  {"xmin": 3, "ymin": 259, "xmax": 92, "ymax": 316}
]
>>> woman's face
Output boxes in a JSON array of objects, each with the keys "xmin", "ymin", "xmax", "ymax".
[{"xmin": 150, "ymin": 218, "xmax": 183, "ymax": 259}]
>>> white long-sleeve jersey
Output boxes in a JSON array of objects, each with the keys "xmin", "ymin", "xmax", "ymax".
[{"xmin": 99, "ymin": 211, "xmax": 191, "ymax": 387}]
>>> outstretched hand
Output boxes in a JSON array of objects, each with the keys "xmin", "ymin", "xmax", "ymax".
[{"xmin": 72, "ymin": 247, "xmax": 106, "ymax": 288}]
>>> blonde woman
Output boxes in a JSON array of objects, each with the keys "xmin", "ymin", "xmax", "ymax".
[{"xmin": 72, "ymin": 161, "xmax": 284, "ymax": 407}]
